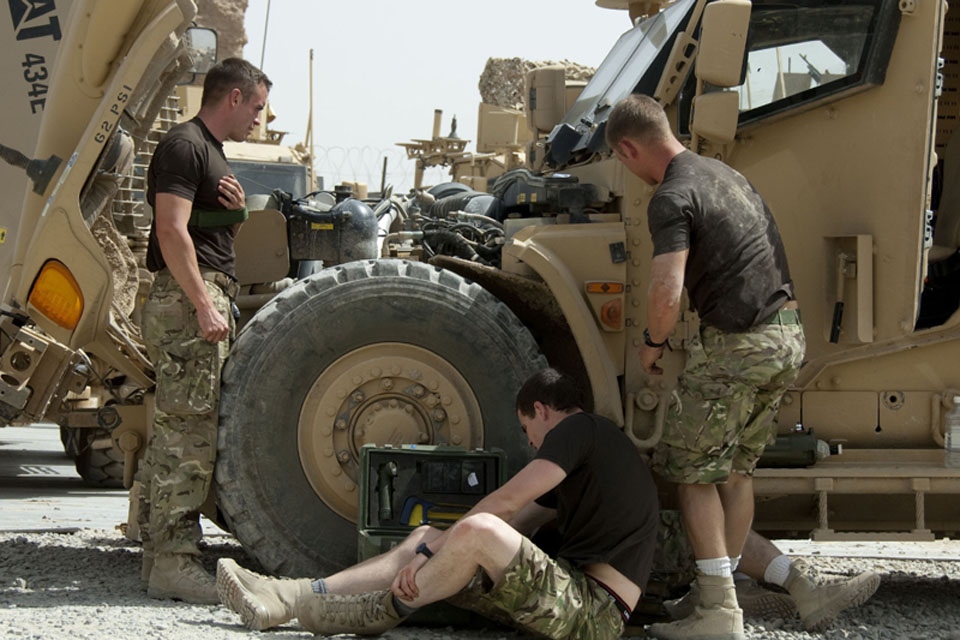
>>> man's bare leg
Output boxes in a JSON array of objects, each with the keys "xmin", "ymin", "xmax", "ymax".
[
  {"xmin": 716, "ymin": 473, "xmax": 754, "ymax": 561},
  {"xmin": 677, "ymin": 483, "xmax": 728, "ymax": 560},
  {"xmin": 323, "ymin": 526, "xmax": 443, "ymax": 594},
  {"xmin": 216, "ymin": 525, "xmax": 441, "ymax": 631},
  {"xmin": 286, "ymin": 513, "xmax": 523, "ymax": 637},
  {"xmin": 402, "ymin": 512, "xmax": 523, "ymax": 608},
  {"xmin": 738, "ymin": 530, "xmax": 781, "ymax": 580}
]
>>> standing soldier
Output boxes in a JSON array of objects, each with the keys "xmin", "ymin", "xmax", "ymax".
[
  {"xmin": 606, "ymin": 94, "xmax": 805, "ymax": 640},
  {"xmin": 136, "ymin": 57, "xmax": 270, "ymax": 604}
]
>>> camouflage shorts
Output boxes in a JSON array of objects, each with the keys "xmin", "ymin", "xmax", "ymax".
[
  {"xmin": 448, "ymin": 538, "xmax": 625, "ymax": 640},
  {"xmin": 652, "ymin": 319, "xmax": 805, "ymax": 484}
]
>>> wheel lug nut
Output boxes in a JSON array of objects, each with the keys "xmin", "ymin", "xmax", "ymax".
[
  {"xmin": 381, "ymin": 379, "xmax": 394, "ymax": 390},
  {"xmin": 426, "ymin": 395, "xmax": 439, "ymax": 407},
  {"xmin": 389, "ymin": 399, "xmax": 398, "ymax": 408},
  {"xmin": 352, "ymin": 391, "xmax": 365, "ymax": 402},
  {"xmin": 404, "ymin": 405, "xmax": 414, "ymax": 414},
  {"xmin": 418, "ymin": 432, "xmax": 429, "ymax": 443},
  {"xmin": 433, "ymin": 409, "xmax": 446, "ymax": 422},
  {"xmin": 356, "ymin": 428, "xmax": 365, "ymax": 438},
  {"xmin": 337, "ymin": 450, "xmax": 351, "ymax": 463},
  {"xmin": 412, "ymin": 385, "xmax": 425, "ymax": 398},
  {"xmin": 335, "ymin": 419, "xmax": 347, "ymax": 430}
]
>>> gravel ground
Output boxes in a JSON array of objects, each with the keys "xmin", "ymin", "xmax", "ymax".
[{"xmin": 1, "ymin": 530, "xmax": 959, "ymax": 639}]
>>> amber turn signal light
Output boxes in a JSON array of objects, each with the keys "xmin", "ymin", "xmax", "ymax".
[{"xmin": 29, "ymin": 260, "xmax": 84, "ymax": 330}]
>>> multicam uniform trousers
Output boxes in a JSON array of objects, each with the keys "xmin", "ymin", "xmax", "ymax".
[{"xmin": 135, "ymin": 269, "xmax": 234, "ymax": 556}]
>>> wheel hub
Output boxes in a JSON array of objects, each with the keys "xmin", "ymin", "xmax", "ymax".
[{"xmin": 298, "ymin": 343, "xmax": 483, "ymax": 520}]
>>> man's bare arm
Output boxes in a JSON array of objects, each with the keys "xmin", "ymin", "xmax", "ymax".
[
  {"xmin": 427, "ymin": 458, "xmax": 566, "ymax": 553},
  {"xmin": 154, "ymin": 192, "xmax": 229, "ymax": 343},
  {"xmin": 647, "ymin": 249, "xmax": 688, "ymax": 341},
  {"xmin": 640, "ymin": 249, "xmax": 688, "ymax": 374},
  {"xmin": 509, "ymin": 501, "xmax": 557, "ymax": 537}
]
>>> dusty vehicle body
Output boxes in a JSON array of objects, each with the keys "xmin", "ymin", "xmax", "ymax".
[
  {"xmin": 0, "ymin": 0, "xmax": 958, "ymax": 583},
  {"xmin": 557, "ymin": 0, "xmax": 960, "ymax": 541}
]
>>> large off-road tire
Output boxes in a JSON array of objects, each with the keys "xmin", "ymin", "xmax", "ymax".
[
  {"xmin": 215, "ymin": 260, "xmax": 546, "ymax": 577},
  {"xmin": 72, "ymin": 429, "xmax": 124, "ymax": 488}
]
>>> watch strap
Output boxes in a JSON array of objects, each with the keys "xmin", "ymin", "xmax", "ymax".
[{"xmin": 644, "ymin": 328, "xmax": 667, "ymax": 348}]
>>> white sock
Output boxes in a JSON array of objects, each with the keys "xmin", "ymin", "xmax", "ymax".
[
  {"xmin": 764, "ymin": 554, "xmax": 793, "ymax": 587},
  {"xmin": 729, "ymin": 555, "xmax": 741, "ymax": 573},
  {"xmin": 696, "ymin": 557, "xmax": 732, "ymax": 577}
]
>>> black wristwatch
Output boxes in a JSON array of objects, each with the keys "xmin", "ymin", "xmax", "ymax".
[
  {"xmin": 415, "ymin": 542, "xmax": 434, "ymax": 559},
  {"xmin": 643, "ymin": 328, "xmax": 667, "ymax": 348}
]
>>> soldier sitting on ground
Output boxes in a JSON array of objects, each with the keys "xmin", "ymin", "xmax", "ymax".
[{"xmin": 217, "ymin": 368, "xmax": 660, "ymax": 639}]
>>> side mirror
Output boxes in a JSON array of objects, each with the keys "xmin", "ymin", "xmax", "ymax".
[
  {"xmin": 691, "ymin": 92, "xmax": 740, "ymax": 143},
  {"xmin": 696, "ymin": 0, "xmax": 751, "ymax": 88},
  {"xmin": 184, "ymin": 27, "xmax": 218, "ymax": 75},
  {"xmin": 525, "ymin": 66, "xmax": 567, "ymax": 135}
]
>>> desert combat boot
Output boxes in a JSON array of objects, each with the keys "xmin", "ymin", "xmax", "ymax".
[
  {"xmin": 648, "ymin": 573, "xmax": 746, "ymax": 640},
  {"xmin": 295, "ymin": 589, "xmax": 406, "ymax": 636},
  {"xmin": 147, "ymin": 553, "xmax": 219, "ymax": 604},
  {"xmin": 216, "ymin": 558, "xmax": 313, "ymax": 630},
  {"xmin": 664, "ymin": 576, "xmax": 796, "ymax": 622},
  {"xmin": 783, "ymin": 560, "xmax": 880, "ymax": 631}
]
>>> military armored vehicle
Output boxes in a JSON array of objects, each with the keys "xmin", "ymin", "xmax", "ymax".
[{"xmin": 1, "ymin": 0, "xmax": 957, "ymax": 582}]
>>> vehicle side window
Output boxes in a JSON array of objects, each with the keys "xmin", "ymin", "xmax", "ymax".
[{"xmin": 679, "ymin": 0, "xmax": 899, "ymax": 132}]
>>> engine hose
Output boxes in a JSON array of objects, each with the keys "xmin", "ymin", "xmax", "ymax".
[{"xmin": 423, "ymin": 229, "xmax": 489, "ymax": 265}]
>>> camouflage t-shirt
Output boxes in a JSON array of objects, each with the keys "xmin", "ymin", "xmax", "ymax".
[{"xmin": 648, "ymin": 150, "xmax": 794, "ymax": 332}]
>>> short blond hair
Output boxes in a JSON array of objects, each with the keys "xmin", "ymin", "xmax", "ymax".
[{"xmin": 604, "ymin": 94, "xmax": 674, "ymax": 150}]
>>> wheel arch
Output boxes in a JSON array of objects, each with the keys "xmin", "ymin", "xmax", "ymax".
[{"xmin": 432, "ymin": 245, "xmax": 624, "ymax": 427}]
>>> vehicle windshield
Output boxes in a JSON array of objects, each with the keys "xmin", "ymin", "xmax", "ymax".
[
  {"xmin": 546, "ymin": 0, "xmax": 697, "ymax": 167},
  {"xmin": 231, "ymin": 160, "xmax": 309, "ymax": 199}
]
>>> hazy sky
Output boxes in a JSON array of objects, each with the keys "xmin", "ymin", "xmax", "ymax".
[{"xmin": 241, "ymin": 0, "xmax": 629, "ymax": 191}]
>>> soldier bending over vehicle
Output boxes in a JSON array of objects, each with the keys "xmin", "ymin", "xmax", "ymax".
[
  {"xmin": 217, "ymin": 368, "xmax": 659, "ymax": 639},
  {"xmin": 607, "ymin": 93, "xmax": 806, "ymax": 640}
]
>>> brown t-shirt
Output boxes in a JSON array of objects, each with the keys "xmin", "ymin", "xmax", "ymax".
[
  {"xmin": 533, "ymin": 413, "xmax": 659, "ymax": 590},
  {"xmin": 648, "ymin": 150, "xmax": 794, "ymax": 332},
  {"xmin": 146, "ymin": 118, "xmax": 238, "ymax": 278}
]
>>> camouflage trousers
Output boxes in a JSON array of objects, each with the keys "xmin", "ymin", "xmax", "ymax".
[
  {"xmin": 653, "ymin": 316, "xmax": 805, "ymax": 484},
  {"xmin": 135, "ymin": 269, "xmax": 234, "ymax": 556},
  {"xmin": 650, "ymin": 510, "xmax": 697, "ymax": 590},
  {"xmin": 448, "ymin": 537, "xmax": 625, "ymax": 640}
]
